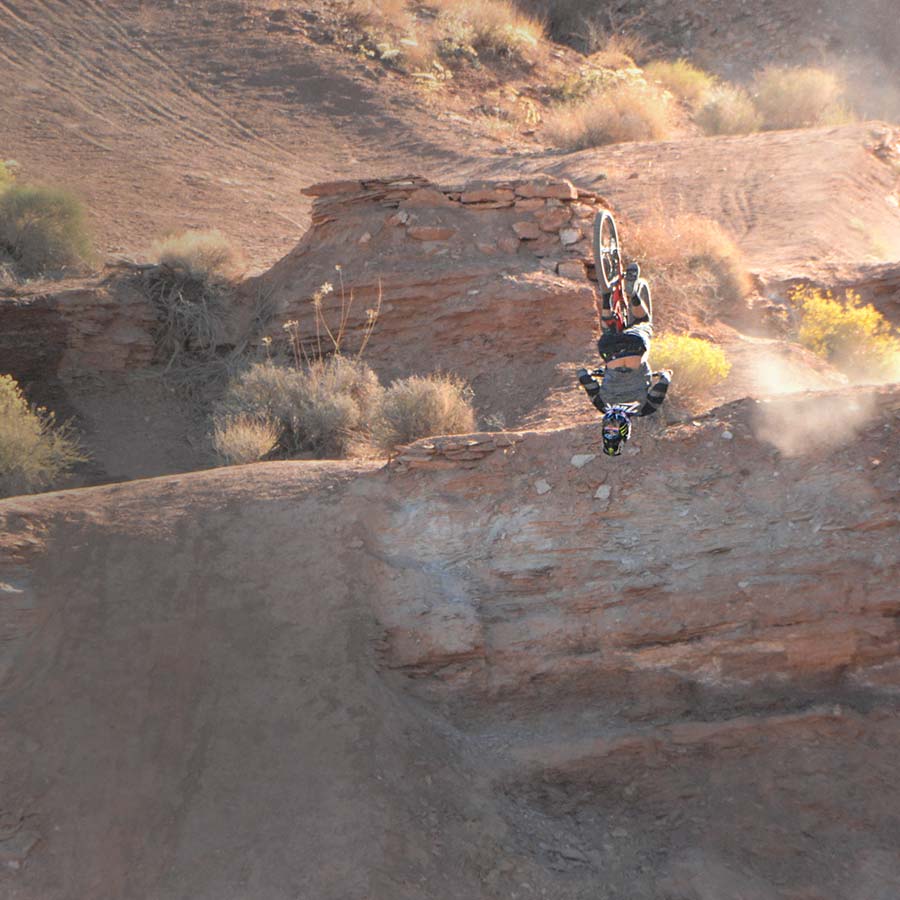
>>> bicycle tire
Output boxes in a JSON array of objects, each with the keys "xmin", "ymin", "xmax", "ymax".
[{"xmin": 593, "ymin": 210, "xmax": 621, "ymax": 292}]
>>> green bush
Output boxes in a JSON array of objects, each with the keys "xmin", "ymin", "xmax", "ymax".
[
  {"xmin": 795, "ymin": 286, "xmax": 900, "ymax": 381},
  {"xmin": 0, "ymin": 375, "xmax": 85, "ymax": 497},
  {"xmin": 0, "ymin": 184, "xmax": 92, "ymax": 276},
  {"xmin": 695, "ymin": 85, "xmax": 762, "ymax": 135},
  {"xmin": 372, "ymin": 374, "xmax": 475, "ymax": 450},
  {"xmin": 650, "ymin": 334, "xmax": 731, "ymax": 405},
  {"xmin": 217, "ymin": 356, "xmax": 383, "ymax": 458},
  {"xmin": 644, "ymin": 59, "xmax": 715, "ymax": 106},
  {"xmin": 753, "ymin": 66, "xmax": 852, "ymax": 130}
]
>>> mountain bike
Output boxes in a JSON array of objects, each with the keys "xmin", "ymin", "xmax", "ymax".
[{"xmin": 592, "ymin": 210, "xmax": 651, "ymax": 331}]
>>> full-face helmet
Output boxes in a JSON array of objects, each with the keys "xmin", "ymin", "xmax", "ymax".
[{"xmin": 601, "ymin": 409, "xmax": 632, "ymax": 456}]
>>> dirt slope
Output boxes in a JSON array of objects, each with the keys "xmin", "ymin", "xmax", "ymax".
[
  {"xmin": 476, "ymin": 123, "xmax": 900, "ymax": 279},
  {"xmin": 0, "ymin": 0, "xmax": 496, "ymax": 267},
  {"xmin": 2, "ymin": 385, "xmax": 899, "ymax": 898}
]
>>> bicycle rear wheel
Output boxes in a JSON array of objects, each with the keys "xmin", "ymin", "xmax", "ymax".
[{"xmin": 593, "ymin": 210, "xmax": 621, "ymax": 292}]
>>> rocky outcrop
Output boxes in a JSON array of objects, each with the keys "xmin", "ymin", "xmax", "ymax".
[
  {"xmin": 244, "ymin": 175, "xmax": 608, "ymax": 419},
  {"xmin": 372, "ymin": 386, "xmax": 900, "ymax": 713},
  {"xmin": 390, "ymin": 431, "xmax": 526, "ymax": 470},
  {"xmin": 0, "ymin": 280, "xmax": 156, "ymax": 385}
]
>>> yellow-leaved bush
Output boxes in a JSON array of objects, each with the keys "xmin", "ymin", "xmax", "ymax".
[
  {"xmin": 0, "ymin": 374, "xmax": 85, "ymax": 497},
  {"xmin": 795, "ymin": 286, "xmax": 900, "ymax": 381},
  {"xmin": 650, "ymin": 334, "xmax": 732, "ymax": 405}
]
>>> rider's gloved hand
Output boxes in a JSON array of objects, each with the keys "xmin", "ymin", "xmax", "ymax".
[{"xmin": 577, "ymin": 367, "xmax": 594, "ymax": 386}]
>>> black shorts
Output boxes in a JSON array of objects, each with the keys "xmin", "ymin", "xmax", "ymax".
[{"xmin": 597, "ymin": 323, "xmax": 653, "ymax": 362}]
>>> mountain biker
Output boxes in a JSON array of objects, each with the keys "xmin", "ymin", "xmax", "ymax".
[{"xmin": 577, "ymin": 263, "xmax": 672, "ymax": 456}]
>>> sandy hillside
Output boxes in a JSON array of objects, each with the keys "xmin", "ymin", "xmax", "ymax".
[{"xmin": 2, "ymin": 0, "xmax": 900, "ymax": 898}]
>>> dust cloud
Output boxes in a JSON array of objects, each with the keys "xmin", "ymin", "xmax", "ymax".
[{"xmin": 752, "ymin": 391, "xmax": 877, "ymax": 457}]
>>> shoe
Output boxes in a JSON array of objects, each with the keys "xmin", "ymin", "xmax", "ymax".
[{"xmin": 624, "ymin": 262, "xmax": 640, "ymax": 296}]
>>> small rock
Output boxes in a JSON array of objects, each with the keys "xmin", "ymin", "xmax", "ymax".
[
  {"xmin": 403, "ymin": 187, "xmax": 457, "ymax": 207},
  {"xmin": 513, "ymin": 221, "xmax": 541, "ymax": 240},
  {"xmin": 408, "ymin": 225, "xmax": 456, "ymax": 241},
  {"xmin": 721, "ymin": 430, "xmax": 734, "ymax": 440},
  {"xmin": 387, "ymin": 210, "xmax": 410, "ymax": 226},
  {"xmin": 358, "ymin": 231, "xmax": 372, "ymax": 244},
  {"xmin": 571, "ymin": 453, "xmax": 596, "ymax": 468},
  {"xmin": 535, "ymin": 479, "xmax": 552, "ymax": 495},
  {"xmin": 515, "ymin": 177, "xmax": 579, "ymax": 200},
  {"xmin": 461, "ymin": 188, "xmax": 515, "ymax": 204},
  {"xmin": 559, "ymin": 227, "xmax": 583, "ymax": 246},
  {"xmin": 594, "ymin": 485, "xmax": 612, "ymax": 500},
  {"xmin": 498, "ymin": 236, "xmax": 520, "ymax": 254},
  {"xmin": 476, "ymin": 242, "xmax": 497, "ymax": 255},
  {"xmin": 537, "ymin": 207, "xmax": 571, "ymax": 232},
  {"xmin": 514, "ymin": 198, "xmax": 545, "ymax": 211},
  {"xmin": 557, "ymin": 260, "xmax": 585, "ymax": 279}
]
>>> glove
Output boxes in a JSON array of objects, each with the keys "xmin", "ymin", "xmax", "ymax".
[{"xmin": 577, "ymin": 368, "xmax": 594, "ymax": 387}]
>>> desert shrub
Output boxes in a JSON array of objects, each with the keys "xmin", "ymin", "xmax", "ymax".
[
  {"xmin": 372, "ymin": 374, "xmax": 475, "ymax": 450},
  {"xmin": 217, "ymin": 356, "xmax": 383, "ymax": 458},
  {"xmin": 211, "ymin": 414, "xmax": 280, "ymax": 465},
  {"xmin": 644, "ymin": 59, "xmax": 715, "ymax": 106},
  {"xmin": 0, "ymin": 162, "xmax": 10, "ymax": 191},
  {"xmin": 435, "ymin": 0, "xmax": 544, "ymax": 59},
  {"xmin": 545, "ymin": 79, "xmax": 673, "ymax": 148},
  {"xmin": 140, "ymin": 230, "xmax": 244, "ymax": 363},
  {"xmin": 753, "ymin": 66, "xmax": 851, "ymax": 130},
  {"xmin": 150, "ymin": 229, "xmax": 244, "ymax": 282},
  {"xmin": 650, "ymin": 334, "xmax": 731, "ymax": 405},
  {"xmin": 0, "ymin": 184, "xmax": 92, "ymax": 276},
  {"xmin": 695, "ymin": 84, "xmax": 762, "ymax": 135},
  {"xmin": 629, "ymin": 214, "xmax": 752, "ymax": 312},
  {"xmin": 794, "ymin": 286, "xmax": 900, "ymax": 381},
  {"xmin": 0, "ymin": 375, "xmax": 85, "ymax": 497}
]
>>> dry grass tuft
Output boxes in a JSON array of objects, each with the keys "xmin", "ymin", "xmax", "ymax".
[
  {"xmin": 212, "ymin": 414, "xmax": 280, "ymax": 465},
  {"xmin": 435, "ymin": 0, "xmax": 544, "ymax": 59},
  {"xmin": 629, "ymin": 214, "xmax": 752, "ymax": 317},
  {"xmin": 0, "ymin": 184, "xmax": 93, "ymax": 276},
  {"xmin": 695, "ymin": 84, "xmax": 762, "ymax": 135},
  {"xmin": 753, "ymin": 66, "xmax": 852, "ymax": 130},
  {"xmin": 794, "ymin": 286, "xmax": 900, "ymax": 382},
  {"xmin": 650, "ymin": 334, "xmax": 731, "ymax": 407},
  {"xmin": 139, "ymin": 230, "xmax": 244, "ymax": 364},
  {"xmin": 0, "ymin": 374, "xmax": 86, "ymax": 497},
  {"xmin": 545, "ymin": 79, "xmax": 674, "ymax": 148},
  {"xmin": 372, "ymin": 374, "xmax": 475, "ymax": 450},
  {"xmin": 644, "ymin": 58, "xmax": 715, "ymax": 107},
  {"xmin": 150, "ymin": 229, "xmax": 244, "ymax": 281}
]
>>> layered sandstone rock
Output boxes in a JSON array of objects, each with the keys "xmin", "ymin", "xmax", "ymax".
[
  {"xmin": 243, "ymin": 175, "xmax": 608, "ymax": 417},
  {"xmin": 0, "ymin": 281, "xmax": 156, "ymax": 385}
]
